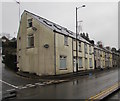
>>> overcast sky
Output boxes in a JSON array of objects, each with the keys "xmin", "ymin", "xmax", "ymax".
[{"xmin": 1, "ymin": 1, "xmax": 119, "ymax": 49}]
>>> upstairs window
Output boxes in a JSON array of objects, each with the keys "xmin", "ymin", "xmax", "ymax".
[
  {"xmin": 94, "ymin": 50, "xmax": 96, "ymax": 56},
  {"xmin": 27, "ymin": 34, "xmax": 34, "ymax": 48},
  {"xmin": 89, "ymin": 46, "xmax": 92, "ymax": 54},
  {"xmin": 84, "ymin": 44, "xmax": 87, "ymax": 54},
  {"xmin": 64, "ymin": 36, "xmax": 68, "ymax": 46},
  {"xmin": 28, "ymin": 19, "xmax": 32, "ymax": 28},
  {"xmin": 78, "ymin": 42, "xmax": 81, "ymax": 52}
]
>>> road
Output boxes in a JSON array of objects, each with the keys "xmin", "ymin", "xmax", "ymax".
[
  {"xmin": 1, "ymin": 60, "xmax": 119, "ymax": 100},
  {"xmin": 16, "ymin": 69, "xmax": 118, "ymax": 99}
]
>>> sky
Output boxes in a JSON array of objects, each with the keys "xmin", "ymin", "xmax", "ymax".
[{"xmin": 1, "ymin": 0, "xmax": 119, "ymax": 49}]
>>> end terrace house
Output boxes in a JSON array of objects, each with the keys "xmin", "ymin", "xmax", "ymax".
[{"xmin": 17, "ymin": 10, "xmax": 94, "ymax": 76}]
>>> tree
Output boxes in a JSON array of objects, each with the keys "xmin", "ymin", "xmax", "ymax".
[{"xmin": 2, "ymin": 37, "xmax": 17, "ymax": 71}]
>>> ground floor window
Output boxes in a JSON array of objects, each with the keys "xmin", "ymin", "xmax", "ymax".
[
  {"xmin": 79, "ymin": 57, "xmax": 83, "ymax": 68},
  {"xmin": 89, "ymin": 58, "xmax": 92, "ymax": 68},
  {"xmin": 60, "ymin": 56, "xmax": 67, "ymax": 69},
  {"xmin": 85, "ymin": 58, "xmax": 88, "ymax": 69}
]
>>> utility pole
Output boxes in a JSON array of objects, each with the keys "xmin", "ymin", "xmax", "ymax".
[{"xmin": 76, "ymin": 5, "xmax": 85, "ymax": 72}]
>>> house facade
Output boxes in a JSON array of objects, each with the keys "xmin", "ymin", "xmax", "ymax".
[
  {"xmin": 17, "ymin": 10, "xmax": 94, "ymax": 76},
  {"xmin": 94, "ymin": 45, "xmax": 113, "ymax": 69},
  {"xmin": 94, "ymin": 46, "xmax": 105, "ymax": 69},
  {"xmin": 111, "ymin": 49, "xmax": 119, "ymax": 68},
  {"xmin": 104, "ymin": 47, "xmax": 113, "ymax": 68}
]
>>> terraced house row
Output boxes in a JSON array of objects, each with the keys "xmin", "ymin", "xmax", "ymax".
[{"xmin": 17, "ymin": 10, "xmax": 120, "ymax": 76}]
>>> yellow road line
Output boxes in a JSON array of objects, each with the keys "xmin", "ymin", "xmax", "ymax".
[
  {"xmin": 91, "ymin": 84, "xmax": 118, "ymax": 99},
  {"xmin": 94, "ymin": 84, "xmax": 118, "ymax": 99},
  {"xmin": 87, "ymin": 82, "xmax": 120, "ymax": 100},
  {"xmin": 89, "ymin": 83, "xmax": 118, "ymax": 99}
]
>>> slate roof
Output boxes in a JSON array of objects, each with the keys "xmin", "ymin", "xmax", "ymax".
[{"xmin": 24, "ymin": 10, "xmax": 91, "ymax": 45}]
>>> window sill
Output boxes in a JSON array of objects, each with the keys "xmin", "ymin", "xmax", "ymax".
[
  {"xmin": 59, "ymin": 68, "xmax": 67, "ymax": 70},
  {"xmin": 64, "ymin": 45, "xmax": 69, "ymax": 46},
  {"xmin": 78, "ymin": 67, "xmax": 83, "ymax": 68},
  {"xmin": 27, "ymin": 26, "xmax": 33, "ymax": 29},
  {"xmin": 90, "ymin": 67, "xmax": 93, "ymax": 68},
  {"xmin": 26, "ymin": 46, "xmax": 34, "ymax": 49}
]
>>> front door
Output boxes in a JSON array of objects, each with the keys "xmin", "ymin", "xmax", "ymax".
[
  {"xmin": 73, "ymin": 57, "xmax": 76, "ymax": 72},
  {"xmin": 95, "ymin": 60, "xmax": 96, "ymax": 69},
  {"xmin": 85, "ymin": 58, "xmax": 88, "ymax": 70}
]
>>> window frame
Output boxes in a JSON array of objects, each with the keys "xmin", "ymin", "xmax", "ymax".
[
  {"xmin": 64, "ymin": 36, "xmax": 68, "ymax": 46},
  {"xmin": 84, "ymin": 43, "xmax": 87, "ymax": 54},
  {"xmin": 27, "ymin": 34, "xmax": 34, "ymax": 48},
  {"xmin": 78, "ymin": 41, "xmax": 82, "ymax": 52},
  {"xmin": 27, "ymin": 18, "xmax": 33, "ymax": 28},
  {"xmin": 59, "ymin": 55, "xmax": 67, "ymax": 70},
  {"xmin": 89, "ymin": 46, "xmax": 92, "ymax": 54},
  {"xmin": 78, "ymin": 57, "xmax": 83, "ymax": 68},
  {"xmin": 89, "ymin": 58, "xmax": 92, "ymax": 68}
]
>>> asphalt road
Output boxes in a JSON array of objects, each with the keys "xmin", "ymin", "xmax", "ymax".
[
  {"xmin": 0, "ymin": 54, "xmax": 119, "ymax": 99},
  {"xmin": 15, "ymin": 69, "xmax": 118, "ymax": 99}
]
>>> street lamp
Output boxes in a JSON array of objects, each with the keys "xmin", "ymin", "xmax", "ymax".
[
  {"xmin": 15, "ymin": 0, "xmax": 20, "ymax": 22},
  {"xmin": 76, "ymin": 5, "xmax": 85, "ymax": 72}
]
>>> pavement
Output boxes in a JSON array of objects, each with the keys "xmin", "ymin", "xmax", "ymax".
[{"xmin": 16, "ymin": 67, "xmax": 118, "ymax": 80}]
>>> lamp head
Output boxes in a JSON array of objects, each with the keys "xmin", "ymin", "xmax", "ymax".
[{"xmin": 82, "ymin": 5, "xmax": 86, "ymax": 7}]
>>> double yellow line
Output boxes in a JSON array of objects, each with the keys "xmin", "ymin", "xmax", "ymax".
[{"xmin": 86, "ymin": 82, "xmax": 120, "ymax": 101}]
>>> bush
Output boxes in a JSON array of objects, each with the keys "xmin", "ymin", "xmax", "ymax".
[{"xmin": 3, "ymin": 53, "xmax": 18, "ymax": 71}]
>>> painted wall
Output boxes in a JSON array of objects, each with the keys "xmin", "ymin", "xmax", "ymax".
[
  {"xmin": 73, "ymin": 40, "xmax": 94, "ymax": 70},
  {"xmin": 55, "ymin": 33, "xmax": 73, "ymax": 74},
  {"xmin": 17, "ymin": 12, "xmax": 55, "ymax": 76}
]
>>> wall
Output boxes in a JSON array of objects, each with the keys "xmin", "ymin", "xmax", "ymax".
[
  {"xmin": 17, "ymin": 12, "xmax": 55, "ymax": 76},
  {"xmin": 55, "ymin": 33, "xmax": 73, "ymax": 74}
]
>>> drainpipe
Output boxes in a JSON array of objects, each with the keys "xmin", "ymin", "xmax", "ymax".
[{"xmin": 54, "ymin": 32, "xmax": 56, "ymax": 75}]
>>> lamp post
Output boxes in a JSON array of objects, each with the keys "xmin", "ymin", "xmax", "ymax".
[
  {"xmin": 15, "ymin": 0, "xmax": 20, "ymax": 22},
  {"xmin": 76, "ymin": 5, "xmax": 85, "ymax": 72}
]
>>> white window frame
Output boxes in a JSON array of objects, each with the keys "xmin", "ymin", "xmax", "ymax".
[
  {"xmin": 89, "ymin": 46, "xmax": 92, "ymax": 54},
  {"xmin": 60, "ymin": 55, "xmax": 67, "ymax": 70},
  {"xmin": 27, "ymin": 34, "xmax": 34, "ymax": 48},
  {"xmin": 78, "ymin": 42, "xmax": 81, "ymax": 52},
  {"xmin": 89, "ymin": 58, "xmax": 92, "ymax": 68},
  {"xmin": 84, "ymin": 44, "xmax": 87, "ymax": 54},
  {"xmin": 64, "ymin": 36, "xmax": 68, "ymax": 46},
  {"xmin": 79, "ymin": 57, "xmax": 83, "ymax": 68}
]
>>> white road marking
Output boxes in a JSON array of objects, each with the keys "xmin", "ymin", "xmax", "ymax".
[
  {"xmin": 35, "ymin": 82, "xmax": 45, "ymax": 86},
  {"xmin": 6, "ymin": 89, "xmax": 16, "ymax": 92},
  {"xmin": 0, "ymin": 79, "xmax": 18, "ymax": 89},
  {"xmin": 1, "ymin": 80, "xmax": 66, "ymax": 91}
]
